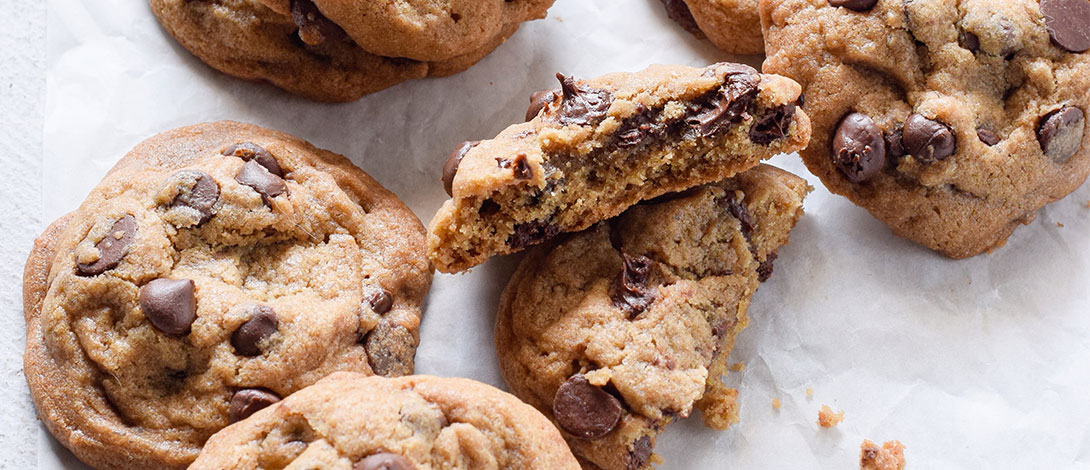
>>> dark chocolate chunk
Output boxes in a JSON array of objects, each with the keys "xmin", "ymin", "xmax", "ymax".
[
  {"xmin": 363, "ymin": 320, "xmax": 416, "ymax": 377},
  {"xmin": 170, "ymin": 170, "xmax": 220, "ymax": 224},
  {"xmin": 828, "ymin": 0, "xmax": 878, "ymax": 11},
  {"xmin": 354, "ymin": 453, "xmax": 416, "ymax": 470},
  {"xmin": 611, "ymin": 253, "xmax": 656, "ymax": 318},
  {"xmin": 686, "ymin": 68, "xmax": 759, "ymax": 138},
  {"xmin": 976, "ymin": 128, "xmax": 1001, "ymax": 146},
  {"xmin": 442, "ymin": 141, "xmax": 479, "ymax": 196},
  {"xmin": 958, "ymin": 29, "xmax": 981, "ymax": 52},
  {"xmin": 1041, "ymin": 0, "xmax": 1090, "ymax": 53},
  {"xmin": 554, "ymin": 73, "xmax": 613, "ymax": 126},
  {"xmin": 140, "ymin": 278, "xmax": 197, "ymax": 336},
  {"xmin": 526, "ymin": 89, "xmax": 560, "ymax": 122},
  {"xmin": 720, "ymin": 192, "xmax": 756, "ymax": 241},
  {"xmin": 478, "ymin": 199, "xmax": 501, "ymax": 216},
  {"xmin": 553, "ymin": 375, "xmax": 625, "ymax": 439},
  {"xmin": 291, "ymin": 0, "xmax": 344, "ymax": 46},
  {"xmin": 497, "ymin": 154, "xmax": 533, "ymax": 180},
  {"xmin": 508, "ymin": 219, "xmax": 560, "ymax": 249},
  {"xmin": 661, "ymin": 0, "xmax": 705, "ymax": 38},
  {"xmin": 236, "ymin": 159, "xmax": 287, "ymax": 205},
  {"xmin": 831, "ymin": 113, "xmax": 886, "ymax": 183},
  {"xmin": 615, "ymin": 105, "xmax": 667, "ymax": 149},
  {"xmin": 903, "ymin": 114, "xmax": 956, "ymax": 163},
  {"xmin": 749, "ymin": 105, "xmax": 797, "ymax": 145},
  {"xmin": 223, "ymin": 142, "xmax": 283, "ymax": 177},
  {"xmin": 77, "ymin": 215, "xmax": 137, "ymax": 276},
  {"xmin": 229, "ymin": 388, "xmax": 280, "ymax": 423},
  {"xmin": 231, "ymin": 306, "xmax": 279, "ymax": 357},
  {"xmin": 757, "ymin": 252, "xmax": 779, "ymax": 282},
  {"xmin": 1037, "ymin": 106, "xmax": 1085, "ymax": 163},
  {"xmin": 367, "ymin": 287, "xmax": 393, "ymax": 314},
  {"xmin": 626, "ymin": 435, "xmax": 654, "ymax": 470}
]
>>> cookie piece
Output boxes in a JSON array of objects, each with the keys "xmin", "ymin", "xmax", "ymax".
[
  {"xmin": 149, "ymin": 0, "xmax": 553, "ymax": 101},
  {"xmin": 495, "ymin": 164, "xmax": 810, "ymax": 470},
  {"xmin": 662, "ymin": 0, "xmax": 765, "ymax": 55},
  {"xmin": 428, "ymin": 63, "xmax": 811, "ymax": 273},
  {"xmin": 23, "ymin": 121, "xmax": 431, "ymax": 470},
  {"xmin": 190, "ymin": 372, "xmax": 580, "ymax": 469},
  {"xmin": 761, "ymin": 0, "xmax": 1090, "ymax": 258},
  {"xmin": 860, "ymin": 440, "xmax": 907, "ymax": 470}
]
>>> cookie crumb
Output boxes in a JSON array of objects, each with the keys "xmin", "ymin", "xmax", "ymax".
[
  {"xmin": 817, "ymin": 404, "xmax": 844, "ymax": 428},
  {"xmin": 806, "ymin": 387, "xmax": 814, "ymax": 398},
  {"xmin": 1057, "ymin": 222, "xmax": 1065, "ymax": 228},
  {"xmin": 860, "ymin": 439, "xmax": 906, "ymax": 470},
  {"xmin": 650, "ymin": 453, "xmax": 664, "ymax": 465},
  {"xmin": 771, "ymin": 397, "xmax": 782, "ymax": 409},
  {"xmin": 730, "ymin": 362, "xmax": 746, "ymax": 372}
]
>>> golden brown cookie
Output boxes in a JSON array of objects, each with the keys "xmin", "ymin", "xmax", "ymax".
[
  {"xmin": 189, "ymin": 372, "xmax": 581, "ymax": 470},
  {"xmin": 495, "ymin": 164, "xmax": 810, "ymax": 470},
  {"xmin": 761, "ymin": 0, "xmax": 1090, "ymax": 258},
  {"xmin": 661, "ymin": 0, "xmax": 765, "ymax": 55},
  {"xmin": 23, "ymin": 121, "xmax": 431, "ymax": 470},
  {"xmin": 149, "ymin": 0, "xmax": 554, "ymax": 101},
  {"xmin": 428, "ymin": 63, "xmax": 811, "ymax": 273}
]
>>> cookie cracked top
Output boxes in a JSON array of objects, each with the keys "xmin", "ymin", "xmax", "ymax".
[
  {"xmin": 190, "ymin": 372, "xmax": 581, "ymax": 470},
  {"xmin": 23, "ymin": 121, "xmax": 431, "ymax": 470},
  {"xmin": 761, "ymin": 0, "xmax": 1090, "ymax": 258}
]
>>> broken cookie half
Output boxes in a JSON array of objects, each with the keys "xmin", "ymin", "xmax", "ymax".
[
  {"xmin": 495, "ymin": 164, "xmax": 810, "ymax": 470},
  {"xmin": 428, "ymin": 62, "xmax": 811, "ymax": 273}
]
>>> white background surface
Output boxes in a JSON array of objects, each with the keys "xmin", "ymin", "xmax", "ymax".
[{"xmin": 3, "ymin": 0, "xmax": 1089, "ymax": 468}]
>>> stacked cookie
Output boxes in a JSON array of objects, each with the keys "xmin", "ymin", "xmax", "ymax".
[{"xmin": 149, "ymin": 0, "xmax": 555, "ymax": 101}]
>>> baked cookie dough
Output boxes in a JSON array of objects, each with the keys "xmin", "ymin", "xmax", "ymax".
[
  {"xmin": 761, "ymin": 0, "xmax": 1090, "ymax": 258},
  {"xmin": 495, "ymin": 164, "xmax": 810, "ymax": 470},
  {"xmin": 429, "ymin": 63, "xmax": 810, "ymax": 273},
  {"xmin": 190, "ymin": 372, "xmax": 581, "ymax": 470},
  {"xmin": 23, "ymin": 121, "xmax": 431, "ymax": 470},
  {"xmin": 661, "ymin": 0, "xmax": 765, "ymax": 55},
  {"xmin": 149, "ymin": 0, "xmax": 554, "ymax": 101}
]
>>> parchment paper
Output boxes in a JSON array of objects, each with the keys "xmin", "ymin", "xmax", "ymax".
[{"xmin": 41, "ymin": 0, "xmax": 1090, "ymax": 468}]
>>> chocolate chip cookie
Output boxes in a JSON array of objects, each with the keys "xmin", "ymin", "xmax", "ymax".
[
  {"xmin": 428, "ymin": 63, "xmax": 811, "ymax": 273},
  {"xmin": 661, "ymin": 0, "xmax": 765, "ymax": 55},
  {"xmin": 149, "ymin": 0, "xmax": 554, "ymax": 101},
  {"xmin": 761, "ymin": 0, "xmax": 1090, "ymax": 258},
  {"xmin": 189, "ymin": 372, "xmax": 581, "ymax": 469},
  {"xmin": 23, "ymin": 121, "xmax": 431, "ymax": 470},
  {"xmin": 495, "ymin": 164, "xmax": 810, "ymax": 470}
]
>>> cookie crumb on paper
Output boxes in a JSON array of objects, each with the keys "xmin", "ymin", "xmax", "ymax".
[
  {"xmin": 860, "ymin": 439, "xmax": 906, "ymax": 470},
  {"xmin": 817, "ymin": 404, "xmax": 844, "ymax": 428}
]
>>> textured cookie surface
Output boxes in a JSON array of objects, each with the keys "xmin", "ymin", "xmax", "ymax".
[
  {"xmin": 495, "ymin": 164, "xmax": 809, "ymax": 470},
  {"xmin": 428, "ymin": 63, "xmax": 811, "ymax": 273},
  {"xmin": 662, "ymin": 0, "xmax": 765, "ymax": 55},
  {"xmin": 23, "ymin": 121, "xmax": 431, "ymax": 470},
  {"xmin": 761, "ymin": 0, "xmax": 1090, "ymax": 258},
  {"xmin": 190, "ymin": 372, "xmax": 581, "ymax": 470},
  {"xmin": 150, "ymin": 0, "xmax": 553, "ymax": 101}
]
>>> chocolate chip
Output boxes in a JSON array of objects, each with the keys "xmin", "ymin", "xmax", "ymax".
[
  {"xmin": 231, "ymin": 306, "xmax": 279, "ymax": 357},
  {"xmin": 749, "ymin": 105, "xmax": 797, "ymax": 145},
  {"xmin": 832, "ymin": 113, "xmax": 886, "ymax": 183},
  {"xmin": 354, "ymin": 453, "xmax": 416, "ymax": 470},
  {"xmin": 612, "ymin": 252, "xmax": 656, "ymax": 317},
  {"xmin": 478, "ymin": 199, "xmax": 501, "ymax": 216},
  {"xmin": 553, "ymin": 375, "xmax": 625, "ymax": 439},
  {"xmin": 236, "ymin": 159, "xmax": 287, "ymax": 205},
  {"xmin": 720, "ymin": 192, "xmax": 756, "ymax": 241},
  {"xmin": 229, "ymin": 388, "xmax": 280, "ymax": 423},
  {"xmin": 757, "ymin": 252, "xmax": 779, "ymax": 282},
  {"xmin": 223, "ymin": 142, "xmax": 283, "ymax": 177},
  {"xmin": 626, "ymin": 435, "xmax": 654, "ymax": 470},
  {"xmin": 170, "ymin": 170, "xmax": 220, "ymax": 224},
  {"xmin": 828, "ymin": 0, "xmax": 877, "ymax": 11},
  {"xmin": 139, "ymin": 278, "xmax": 197, "ymax": 336},
  {"xmin": 661, "ymin": 0, "xmax": 705, "ymax": 38},
  {"xmin": 958, "ymin": 30, "xmax": 980, "ymax": 52},
  {"xmin": 497, "ymin": 154, "xmax": 532, "ymax": 180},
  {"xmin": 616, "ymin": 106, "xmax": 666, "ymax": 149},
  {"xmin": 686, "ymin": 67, "xmax": 759, "ymax": 138},
  {"xmin": 1037, "ymin": 106, "xmax": 1085, "ymax": 163},
  {"xmin": 508, "ymin": 219, "xmax": 559, "ymax": 249},
  {"xmin": 526, "ymin": 89, "xmax": 559, "ymax": 122},
  {"xmin": 363, "ymin": 321, "xmax": 415, "ymax": 377},
  {"xmin": 553, "ymin": 73, "xmax": 613, "ymax": 127},
  {"xmin": 1041, "ymin": 0, "xmax": 1090, "ymax": 53},
  {"xmin": 367, "ymin": 287, "xmax": 393, "ymax": 314},
  {"xmin": 977, "ymin": 128, "xmax": 1001, "ymax": 146},
  {"xmin": 903, "ymin": 114, "xmax": 956, "ymax": 163},
  {"xmin": 885, "ymin": 129, "xmax": 906, "ymax": 158},
  {"xmin": 77, "ymin": 215, "xmax": 137, "ymax": 276},
  {"xmin": 442, "ymin": 141, "xmax": 478, "ymax": 196},
  {"xmin": 291, "ymin": 0, "xmax": 344, "ymax": 46}
]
